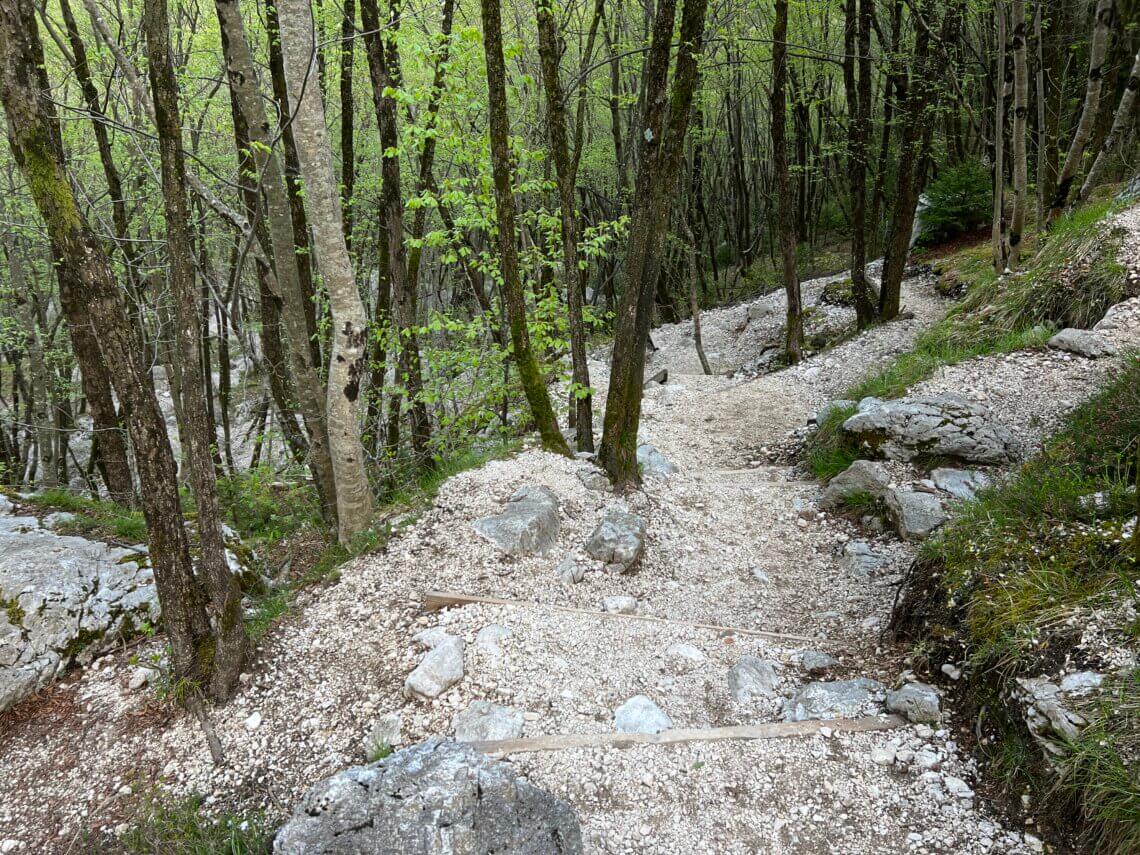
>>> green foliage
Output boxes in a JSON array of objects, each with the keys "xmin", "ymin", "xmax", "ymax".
[
  {"xmin": 110, "ymin": 793, "xmax": 271, "ymax": 854},
  {"xmin": 916, "ymin": 161, "xmax": 993, "ymax": 246},
  {"xmin": 216, "ymin": 468, "xmax": 322, "ymax": 546}
]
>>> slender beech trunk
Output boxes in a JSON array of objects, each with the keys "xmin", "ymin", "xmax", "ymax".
[
  {"xmin": 536, "ymin": 0, "xmax": 596, "ymax": 453},
  {"xmin": 1049, "ymin": 0, "xmax": 1115, "ymax": 221},
  {"xmin": 280, "ymin": 0, "xmax": 374, "ymax": 544},
  {"xmin": 1080, "ymin": 43, "xmax": 1140, "ymax": 200},
  {"xmin": 773, "ymin": 0, "xmax": 803, "ymax": 362},
  {"xmin": 0, "ymin": 0, "xmax": 218, "ymax": 697},
  {"xmin": 480, "ymin": 0, "xmax": 569, "ymax": 456},
  {"xmin": 142, "ymin": 0, "xmax": 246, "ymax": 701},
  {"xmin": 1010, "ymin": 0, "xmax": 1029, "ymax": 266},
  {"xmin": 993, "ymin": 0, "xmax": 1008, "ymax": 272},
  {"xmin": 213, "ymin": 0, "xmax": 338, "ymax": 527},
  {"xmin": 359, "ymin": 0, "xmax": 433, "ymax": 466},
  {"xmin": 340, "ymin": 0, "xmax": 356, "ymax": 250},
  {"xmin": 598, "ymin": 0, "xmax": 709, "ymax": 488},
  {"xmin": 682, "ymin": 220, "xmax": 712, "ymax": 375}
]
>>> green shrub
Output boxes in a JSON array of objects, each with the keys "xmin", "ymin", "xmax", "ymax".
[
  {"xmin": 112, "ymin": 794, "xmax": 271, "ymax": 854},
  {"xmin": 917, "ymin": 160, "xmax": 992, "ymax": 245}
]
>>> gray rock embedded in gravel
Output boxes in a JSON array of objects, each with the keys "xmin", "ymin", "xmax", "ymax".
[
  {"xmin": 364, "ymin": 712, "xmax": 403, "ymax": 756},
  {"xmin": 886, "ymin": 682, "xmax": 941, "ymax": 723},
  {"xmin": 602, "ymin": 595, "xmax": 638, "ymax": 615},
  {"xmin": 0, "ymin": 495, "xmax": 11, "ymax": 515},
  {"xmin": 576, "ymin": 468, "xmax": 610, "ymax": 492},
  {"xmin": 1015, "ymin": 676, "xmax": 1091, "ymax": 756},
  {"xmin": 819, "ymin": 460, "xmax": 891, "ymax": 508},
  {"xmin": 931, "ymin": 468, "xmax": 991, "ymax": 501},
  {"xmin": 452, "ymin": 700, "xmax": 524, "ymax": 742},
  {"xmin": 841, "ymin": 540, "xmax": 888, "ymax": 576},
  {"xmin": 41, "ymin": 512, "xmax": 77, "ymax": 530},
  {"xmin": 472, "ymin": 485, "xmax": 560, "ymax": 555},
  {"xmin": 1048, "ymin": 328, "xmax": 1117, "ymax": 358},
  {"xmin": 884, "ymin": 488, "xmax": 949, "ymax": 540},
  {"xmin": 613, "ymin": 694, "xmax": 672, "ymax": 734},
  {"xmin": 404, "ymin": 635, "xmax": 465, "ymax": 700},
  {"xmin": 585, "ymin": 506, "xmax": 647, "ymax": 573},
  {"xmin": 842, "ymin": 394, "xmax": 1020, "ymax": 464},
  {"xmin": 665, "ymin": 643, "xmax": 706, "ymax": 665},
  {"xmin": 728, "ymin": 656, "xmax": 779, "ymax": 702},
  {"xmin": 800, "ymin": 650, "xmax": 839, "ymax": 675},
  {"xmin": 636, "ymin": 443, "xmax": 679, "ymax": 478},
  {"xmin": 474, "ymin": 625, "xmax": 510, "ymax": 658},
  {"xmin": 0, "ymin": 523, "xmax": 158, "ymax": 713},
  {"xmin": 782, "ymin": 678, "xmax": 886, "ymax": 721},
  {"xmin": 555, "ymin": 555, "xmax": 585, "ymax": 585},
  {"xmin": 274, "ymin": 738, "xmax": 583, "ymax": 854}
]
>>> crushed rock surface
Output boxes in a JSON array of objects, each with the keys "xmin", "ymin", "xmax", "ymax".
[{"xmin": 8, "ymin": 214, "xmax": 1140, "ymax": 852}]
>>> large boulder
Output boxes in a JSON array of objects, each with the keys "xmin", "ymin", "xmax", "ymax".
[
  {"xmin": 274, "ymin": 739, "xmax": 583, "ymax": 854},
  {"xmin": 842, "ymin": 394, "xmax": 1019, "ymax": 465},
  {"xmin": 585, "ymin": 506, "xmax": 646, "ymax": 573},
  {"xmin": 472, "ymin": 485, "xmax": 560, "ymax": 556},
  {"xmin": 886, "ymin": 682, "xmax": 941, "ymax": 723},
  {"xmin": 1048, "ymin": 328, "xmax": 1117, "ymax": 358},
  {"xmin": 819, "ymin": 460, "xmax": 891, "ymax": 508},
  {"xmin": 0, "ymin": 517, "xmax": 158, "ymax": 713},
  {"xmin": 783, "ymin": 678, "xmax": 886, "ymax": 722},
  {"xmin": 884, "ymin": 488, "xmax": 949, "ymax": 541}
]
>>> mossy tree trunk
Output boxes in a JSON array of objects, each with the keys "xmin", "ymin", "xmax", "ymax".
[
  {"xmin": 535, "ymin": 0, "xmax": 600, "ymax": 453},
  {"xmin": 598, "ymin": 0, "xmax": 709, "ymax": 489},
  {"xmin": 480, "ymin": 0, "xmax": 571, "ymax": 457},
  {"xmin": 1010, "ymin": 0, "xmax": 1029, "ymax": 267},
  {"xmin": 142, "ymin": 0, "xmax": 247, "ymax": 701},
  {"xmin": 773, "ymin": 0, "xmax": 803, "ymax": 363}
]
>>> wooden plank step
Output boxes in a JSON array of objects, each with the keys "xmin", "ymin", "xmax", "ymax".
[
  {"xmin": 472, "ymin": 715, "xmax": 905, "ymax": 758},
  {"xmin": 422, "ymin": 590, "xmax": 824, "ymax": 645}
]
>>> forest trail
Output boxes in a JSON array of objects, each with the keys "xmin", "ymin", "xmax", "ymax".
[{"xmin": 6, "ymin": 214, "xmax": 1140, "ymax": 850}]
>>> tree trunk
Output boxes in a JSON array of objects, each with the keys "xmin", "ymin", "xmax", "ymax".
[
  {"xmin": 0, "ymin": 0, "xmax": 218, "ymax": 697},
  {"xmin": 992, "ymin": 0, "xmax": 1008, "ymax": 273},
  {"xmin": 1080, "ymin": 43, "xmax": 1140, "ymax": 200},
  {"xmin": 280, "ymin": 0, "xmax": 375, "ymax": 545},
  {"xmin": 213, "ymin": 0, "xmax": 338, "ymax": 528},
  {"xmin": 480, "ymin": 0, "xmax": 569, "ymax": 456},
  {"xmin": 772, "ymin": 0, "xmax": 803, "ymax": 363},
  {"xmin": 598, "ymin": 0, "xmax": 709, "ymax": 488},
  {"xmin": 1009, "ymin": 0, "xmax": 1029, "ymax": 266},
  {"xmin": 535, "ymin": 0, "xmax": 594, "ymax": 453},
  {"xmin": 844, "ymin": 0, "xmax": 876, "ymax": 328},
  {"xmin": 1034, "ymin": 0, "xmax": 1047, "ymax": 232},
  {"xmin": 359, "ymin": 0, "xmax": 433, "ymax": 467},
  {"xmin": 1048, "ymin": 0, "xmax": 1114, "ymax": 221},
  {"xmin": 682, "ymin": 220, "xmax": 712, "ymax": 375},
  {"xmin": 142, "ymin": 0, "xmax": 246, "ymax": 701},
  {"xmin": 340, "ymin": 0, "xmax": 356, "ymax": 250},
  {"xmin": 879, "ymin": 0, "xmax": 937, "ymax": 319}
]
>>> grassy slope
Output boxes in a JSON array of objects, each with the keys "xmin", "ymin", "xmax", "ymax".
[
  {"xmin": 797, "ymin": 200, "xmax": 1140, "ymax": 852},
  {"xmin": 807, "ymin": 200, "xmax": 1132, "ymax": 480}
]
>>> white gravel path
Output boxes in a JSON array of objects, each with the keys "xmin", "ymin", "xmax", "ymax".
[{"xmin": 4, "ymin": 208, "xmax": 1140, "ymax": 852}]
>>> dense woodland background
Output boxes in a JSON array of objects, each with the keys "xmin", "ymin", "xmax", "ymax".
[{"xmin": 1, "ymin": 0, "xmax": 1139, "ymax": 698}]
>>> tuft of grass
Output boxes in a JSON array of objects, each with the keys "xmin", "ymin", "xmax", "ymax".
[
  {"xmin": 23, "ymin": 488, "xmax": 148, "ymax": 543},
  {"xmin": 216, "ymin": 467, "xmax": 323, "ymax": 547},
  {"xmin": 805, "ymin": 403, "xmax": 859, "ymax": 480},
  {"xmin": 109, "ymin": 793, "xmax": 270, "ymax": 854}
]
